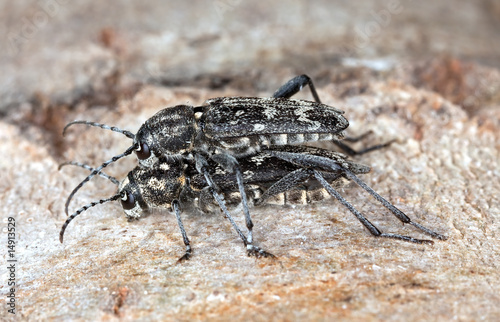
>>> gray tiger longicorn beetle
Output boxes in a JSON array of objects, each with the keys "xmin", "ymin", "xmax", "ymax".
[
  {"xmin": 59, "ymin": 145, "xmax": 447, "ymax": 261},
  {"xmin": 62, "ymin": 75, "xmax": 393, "ymax": 255}
]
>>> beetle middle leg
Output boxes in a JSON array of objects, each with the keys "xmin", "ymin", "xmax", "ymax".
[
  {"xmin": 195, "ymin": 154, "xmax": 275, "ymax": 258},
  {"xmin": 209, "ymin": 152, "xmax": 256, "ymax": 244}
]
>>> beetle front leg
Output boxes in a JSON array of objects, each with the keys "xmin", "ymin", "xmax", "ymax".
[{"xmin": 172, "ymin": 200, "xmax": 192, "ymax": 262}]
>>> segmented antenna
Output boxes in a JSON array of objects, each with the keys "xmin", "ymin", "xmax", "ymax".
[
  {"xmin": 59, "ymin": 161, "xmax": 120, "ymax": 186},
  {"xmin": 64, "ymin": 145, "xmax": 136, "ymax": 216},
  {"xmin": 60, "ymin": 193, "xmax": 122, "ymax": 243},
  {"xmin": 63, "ymin": 121, "xmax": 135, "ymax": 139}
]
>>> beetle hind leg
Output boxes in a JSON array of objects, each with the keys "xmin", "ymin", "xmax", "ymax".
[{"xmin": 272, "ymin": 74, "xmax": 321, "ymax": 103}]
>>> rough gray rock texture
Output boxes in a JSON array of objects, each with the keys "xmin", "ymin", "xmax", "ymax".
[{"xmin": 1, "ymin": 1, "xmax": 499, "ymax": 321}]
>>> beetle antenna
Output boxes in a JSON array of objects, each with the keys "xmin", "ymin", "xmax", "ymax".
[
  {"xmin": 59, "ymin": 161, "xmax": 120, "ymax": 186},
  {"xmin": 64, "ymin": 145, "xmax": 135, "ymax": 216},
  {"xmin": 63, "ymin": 120, "xmax": 135, "ymax": 139},
  {"xmin": 60, "ymin": 193, "xmax": 122, "ymax": 243}
]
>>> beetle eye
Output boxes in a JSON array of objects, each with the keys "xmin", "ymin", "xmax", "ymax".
[
  {"xmin": 120, "ymin": 190, "xmax": 136, "ymax": 210},
  {"xmin": 135, "ymin": 141, "xmax": 151, "ymax": 160}
]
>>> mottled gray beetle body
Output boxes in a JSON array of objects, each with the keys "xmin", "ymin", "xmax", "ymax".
[
  {"xmin": 134, "ymin": 96, "xmax": 349, "ymax": 166},
  {"xmin": 61, "ymin": 142, "xmax": 447, "ymax": 256},
  {"xmin": 118, "ymin": 147, "xmax": 369, "ymax": 220},
  {"xmin": 134, "ymin": 105, "xmax": 196, "ymax": 167},
  {"xmin": 119, "ymin": 158, "xmax": 187, "ymax": 219},
  {"xmin": 60, "ymin": 146, "xmax": 371, "ymax": 246},
  {"xmin": 61, "ymin": 75, "xmax": 448, "ymax": 259},
  {"xmin": 63, "ymin": 75, "xmax": 351, "ymax": 227},
  {"xmin": 199, "ymin": 97, "xmax": 348, "ymax": 156}
]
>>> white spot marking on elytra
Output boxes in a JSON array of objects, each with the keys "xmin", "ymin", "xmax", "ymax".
[
  {"xmin": 294, "ymin": 105, "xmax": 321, "ymax": 130},
  {"xmin": 253, "ymin": 123, "xmax": 265, "ymax": 131}
]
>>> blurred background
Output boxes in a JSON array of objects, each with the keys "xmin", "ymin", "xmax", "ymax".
[{"xmin": 1, "ymin": 0, "xmax": 500, "ymax": 119}]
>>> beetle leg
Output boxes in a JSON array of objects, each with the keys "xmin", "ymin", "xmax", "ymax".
[{"xmin": 272, "ymin": 74, "xmax": 321, "ymax": 103}]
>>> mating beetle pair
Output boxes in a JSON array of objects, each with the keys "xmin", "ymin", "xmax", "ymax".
[{"xmin": 60, "ymin": 75, "xmax": 447, "ymax": 260}]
